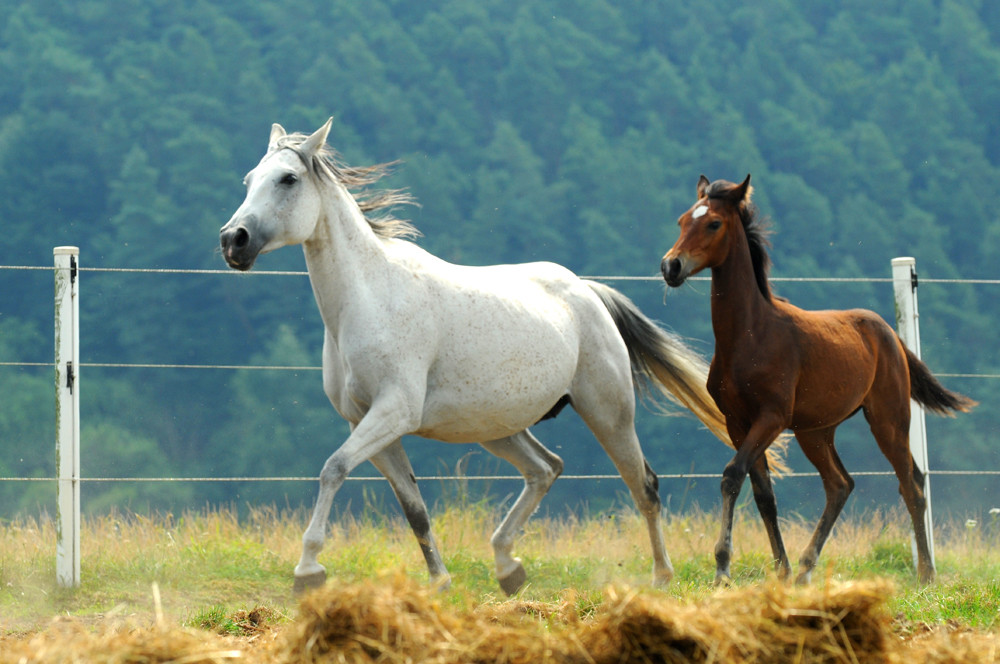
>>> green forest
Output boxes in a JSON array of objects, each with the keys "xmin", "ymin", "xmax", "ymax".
[{"xmin": 1, "ymin": 0, "xmax": 998, "ymax": 520}]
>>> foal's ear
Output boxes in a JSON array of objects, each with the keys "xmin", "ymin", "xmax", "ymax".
[
  {"xmin": 268, "ymin": 123, "xmax": 287, "ymax": 151},
  {"xmin": 300, "ymin": 117, "xmax": 333, "ymax": 158},
  {"xmin": 697, "ymin": 174, "xmax": 711, "ymax": 199},
  {"xmin": 732, "ymin": 174, "xmax": 753, "ymax": 203}
]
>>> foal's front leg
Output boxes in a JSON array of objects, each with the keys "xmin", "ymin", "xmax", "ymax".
[
  {"xmin": 715, "ymin": 416, "xmax": 785, "ymax": 585},
  {"xmin": 748, "ymin": 455, "xmax": 791, "ymax": 580}
]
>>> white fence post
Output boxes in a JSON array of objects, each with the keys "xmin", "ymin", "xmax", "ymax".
[
  {"xmin": 54, "ymin": 246, "xmax": 80, "ymax": 588},
  {"xmin": 891, "ymin": 256, "xmax": 934, "ymax": 571}
]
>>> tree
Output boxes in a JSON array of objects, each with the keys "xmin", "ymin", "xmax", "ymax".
[
  {"xmin": 0, "ymin": 0, "xmax": 997, "ymax": 517},
  {"xmin": 468, "ymin": 122, "xmax": 568, "ymax": 266},
  {"xmin": 209, "ymin": 325, "xmax": 350, "ymax": 507}
]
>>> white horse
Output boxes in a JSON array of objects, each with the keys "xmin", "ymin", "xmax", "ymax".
[{"xmin": 220, "ymin": 118, "xmax": 757, "ymax": 594}]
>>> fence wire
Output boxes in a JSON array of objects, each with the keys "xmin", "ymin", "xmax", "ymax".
[{"xmin": 1, "ymin": 263, "xmax": 995, "ymax": 487}]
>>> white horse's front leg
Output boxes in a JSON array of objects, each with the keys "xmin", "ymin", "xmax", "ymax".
[
  {"xmin": 293, "ymin": 404, "xmax": 415, "ymax": 593},
  {"xmin": 293, "ymin": 451, "xmax": 346, "ymax": 593}
]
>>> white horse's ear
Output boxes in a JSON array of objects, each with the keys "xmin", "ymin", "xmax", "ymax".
[
  {"xmin": 299, "ymin": 117, "xmax": 333, "ymax": 158},
  {"xmin": 269, "ymin": 123, "xmax": 287, "ymax": 151}
]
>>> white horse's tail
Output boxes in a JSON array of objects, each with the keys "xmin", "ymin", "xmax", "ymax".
[{"xmin": 587, "ymin": 281, "xmax": 789, "ymax": 476}]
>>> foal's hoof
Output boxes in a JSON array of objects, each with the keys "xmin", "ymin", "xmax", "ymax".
[
  {"xmin": 713, "ymin": 572, "xmax": 732, "ymax": 588},
  {"xmin": 293, "ymin": 570, "xmax": 327, "ymax": 595},
  {"xmin": 498, "ymin": 564, "xmax": 527, "ymax": 596}
]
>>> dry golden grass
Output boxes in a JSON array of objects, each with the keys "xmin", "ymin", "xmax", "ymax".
[
  {"xmin": 1, "ymin": 502, "xmax": 998, "ymax": 662},
  {"xmin": 2, "ymin": 572, "xmax": 998, "ymax": 663}
]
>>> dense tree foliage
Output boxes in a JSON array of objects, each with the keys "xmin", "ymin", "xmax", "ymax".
[{"xmin": 1, "ymin": 0, "xmax": 998, "ymax": 517}]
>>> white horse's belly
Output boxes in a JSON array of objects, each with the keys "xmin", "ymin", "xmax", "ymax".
[
  {"xmin": 417, "ymin": 326, "xmax": 579, "ymax": 442},
  {"xmin": 417, "ymin": 371, "xmax": 571, "ymax": 443}
]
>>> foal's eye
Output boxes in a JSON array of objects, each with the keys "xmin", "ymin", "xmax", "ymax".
[
  {"xmin": 280, "ymin": 173, "xmax": 298, "ymax": 186},
  {"xmin": 706, "ymin": 220, "xmax": 722, "ymax": 231}
]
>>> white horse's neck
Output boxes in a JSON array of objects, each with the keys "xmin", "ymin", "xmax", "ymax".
[{"xmin": 302, "ymin": 183, "xmax": 387, "ymax": 331}]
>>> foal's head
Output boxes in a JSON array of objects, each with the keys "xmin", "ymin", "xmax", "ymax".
[{"xmin": 661, "ymin": 175, "xmax": 772, "ymax": 298}]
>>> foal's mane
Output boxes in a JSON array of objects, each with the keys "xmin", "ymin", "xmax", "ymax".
[
  {"xmin": 705, "ymin": 180, "xmax": 774, "ymax": 301},
  {"xmin": 276, "ymin": 132, "xmax": 420, "ymax": 240}
]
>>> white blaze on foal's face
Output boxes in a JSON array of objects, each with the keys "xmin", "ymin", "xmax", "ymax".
[{"xmin": 692, "ymin": 204, "xmax": 709, "ymax": 219}]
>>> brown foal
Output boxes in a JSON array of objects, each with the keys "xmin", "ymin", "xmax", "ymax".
[{"xmin": 661, "ymin": 175, "xmax": 975, "ymax": 584}]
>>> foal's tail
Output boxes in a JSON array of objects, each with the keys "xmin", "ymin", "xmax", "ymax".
[
  {"xmin": 904, "ymin": 346, "xmax": 977, "ymax": 416},
  {"xmin": 587, "ymin": 281, "xmax": 789, "ymax": 475}
]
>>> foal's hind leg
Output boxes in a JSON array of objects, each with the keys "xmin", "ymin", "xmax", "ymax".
[
  {"xmin": 793, "ymin": 427, "xmax": 854, "ymax": 585},
  {"xmin": 369, "ymin": 440, "xmax": 451, "ymax": 589},
  {"xmin": 479, "ymin": 429, "xmax": 564, "ymax": 595},
  {"xmin": 866, "ymin": 408, "xmax": 935, "ymax": 583}
]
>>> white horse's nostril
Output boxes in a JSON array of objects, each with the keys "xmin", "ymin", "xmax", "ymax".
[{"xmin": 233, "ymin": 227, "xmax": 250, "ymax": 249}]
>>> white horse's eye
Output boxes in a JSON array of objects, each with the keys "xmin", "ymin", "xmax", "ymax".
[{"xmin": 280, "ymin": 173, "xmax": 298, "ymax": 186}]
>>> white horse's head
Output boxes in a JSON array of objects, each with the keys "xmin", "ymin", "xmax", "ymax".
[{"xmin": 220, "ymin": 118, "xmax": 332, "ymax": 271}]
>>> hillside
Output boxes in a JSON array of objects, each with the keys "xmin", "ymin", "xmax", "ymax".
[{"xmin": 0, "ymin": 0, "xmax": 997, "ymax": 516}]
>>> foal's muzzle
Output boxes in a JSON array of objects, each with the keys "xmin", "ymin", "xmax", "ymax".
[{"xmin": 661, "ymin": 256, "xmax": 687, "ymax": 287}]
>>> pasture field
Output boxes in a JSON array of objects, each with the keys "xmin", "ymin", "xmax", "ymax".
[{"xmin": 1, "ymin": 499, "xmax": 998, "ymax": 661}]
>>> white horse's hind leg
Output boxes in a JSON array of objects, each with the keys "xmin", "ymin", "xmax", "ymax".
[
  {"xmin": 479, "ymin": 430, "xmax": 564, "ymax": 595},
  {"xmin": 369, "ymin": 440, "xmax": 451, "ymax": 589},
  {"xmin": 598, "ymin": 430, "xmax": 673, "ymax": 585},
  {"xmin": 574, "ymin": 395, "xmax": 674, "ymax": 586}
]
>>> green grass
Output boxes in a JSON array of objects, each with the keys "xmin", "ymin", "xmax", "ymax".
[{"xmin": 1, "ymin": 502, "xmax": 998, "ymax": 634}]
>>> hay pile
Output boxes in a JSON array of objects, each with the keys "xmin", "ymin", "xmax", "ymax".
[
  {"xmin": 280, "ymin": 576, "xmax": 895, "ymax": 663},
  {"xmin": 3, "ymin": 575, "xmax": 999, "ymax": 663},
  {"xmin": 278, "ymin": 574, "xmax": 566, "ymax": 664},
  {"xmin": 0, "ymin": 619, "xmax": 245, "ymax": 663},
  {"xmin": 581, "ymin": 582, "xmax": 890, "ymax": 663}
]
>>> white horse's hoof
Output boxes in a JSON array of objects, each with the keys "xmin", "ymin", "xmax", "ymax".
[
  {"xmin": 431, "ymin": 573, "xmax": 453, "ymax": 592},
  {"xmin": 498, "ymin": 564, "xmax": 527, "ymax": 596},
  {"xmin": 293, "ymin": 569, "xmax": 327, "ymax": 594},
  {"xmin": 653, "ymin": 567, "xmax": 674, "ymax": 587}
]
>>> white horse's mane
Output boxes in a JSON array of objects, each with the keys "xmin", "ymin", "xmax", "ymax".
[{"xmin": 275, "ymin": 132, "xmax": 421, "ymax": 241}]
